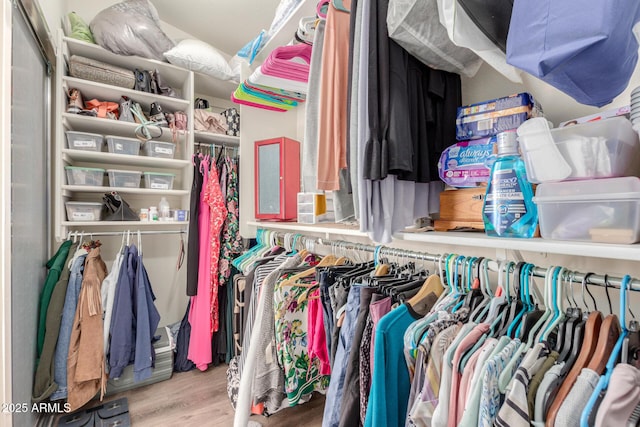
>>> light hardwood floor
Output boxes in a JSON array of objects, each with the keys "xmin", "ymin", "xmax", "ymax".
[{"xmin": 67, "ymin": 364, "xmax": 325, "ymax": 426}]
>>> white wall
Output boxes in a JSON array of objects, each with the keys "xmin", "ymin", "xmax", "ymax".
[
  {"xmin": 462, "ymin": 61, "xmax": 640, "ymax": 127},
  {"xmin": 38, "ymin": 0, "xmax": 65, "ymax": 47},
  {"xmin": 1, "ymin": 1, "xmax": 14, "ymax": 426}
]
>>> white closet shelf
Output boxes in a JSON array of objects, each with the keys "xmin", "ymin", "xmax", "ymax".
[
  {"xmin": 64, "ymin": 36, "xmax": 190, "ymax": 87},
  {"xmin": 253, "ymin": 0, "xmax": 318, "ymax": 64},
  {"xmin": 62, "ymin": 113, "xmax": 177, "ymax": 143},
  {"xmin": 62, "ymin": 149, "xmax": 190, "ymax": 169},
  {"xmin": 247, "ymin": 220, "xmax": 368, "ymax": 237},
  {"xmin": 194, "ymin": 131, "xmax": 240, "ymax": 146},
  {"xmin": 248, "ymin": 221, "xmax": 640, "ymax": 262},
  {"xmin": 62, "ymin": 220, "xmax": 189, "ymax": 227},
  {"xmin": 62, "ymin": 185, "xmax": 189, "ymax": 196},
  {"xmin": 193, "ymin": 72, "xmax": 238, "ymax": 100},
  {"xmin": 63, "ymin": 76, "xmax": 190, "ymax": 111}
]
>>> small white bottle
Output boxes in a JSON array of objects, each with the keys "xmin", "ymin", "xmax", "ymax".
[
  {"xmin": 149, "ymin": 206, "xmax": 159, "ymax": 221},
  {"xmin": 139, "ymin": 208, "xmax": 149, "ymax": 221},
  {"xmin": 158, "ymin": 197, "xmax": 171, "ymax": 222}
]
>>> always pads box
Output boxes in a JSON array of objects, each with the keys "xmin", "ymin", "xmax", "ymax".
[
  {"xmin": 456, "ymin": 92, "xmax": 543, "ymax": 140},
  {"xmin": 434, "ymin": 187, "xmax": 486, "ymax": 231},
  {"xmin": 438, "ymin": 136, "xmax": 496, "ymax": 188}
]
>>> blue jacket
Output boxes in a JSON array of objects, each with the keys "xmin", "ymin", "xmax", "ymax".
[
  {"xmin": 108, "ymin": 245, "xmax": 134, "ymax": 379},
  {"xmin": 133, "ymin": 249, "xmax": 161, "ymax": 382}
]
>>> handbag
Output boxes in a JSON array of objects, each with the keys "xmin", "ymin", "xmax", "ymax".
[
  {"xmin": 119, "ymin": 96, "xmax": 135, "ymax": 123},
  {"xmin": 194, "ymin": 97, "xmax": 210, "ymax": 109},
  {"xmin": 102, "ymin": 192, "xmax": 139, "ymax": 221},
  {"xmin": 69, "ymin": 55, "xmax": 136, "ymax": 89},
  {"xmin": 134, "ymin": 69, "xmax": 152, "ymax": 93},
  {"xmin": 507, "ymin": 0, "xmax": 640, "ymax": 106},
  {"xmin": 150, "ymin": 69, "xmax": 177, "ymax": 98},
  {"xmin": 85, "ymin": 99, "xmax": 119, "ymax": 119}
]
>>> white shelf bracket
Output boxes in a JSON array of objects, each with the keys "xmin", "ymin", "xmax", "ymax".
[{"xmin": 495, "ymin": 248, "xmax": 525, "ymax": 263}]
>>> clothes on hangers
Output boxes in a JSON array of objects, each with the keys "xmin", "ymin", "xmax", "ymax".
[
  {"xmin": 67, "ymin": 246, "xmax": 108, "ymax": 411},
  {"xmin": 51, "ymin": 251, "xmax": 87, "ymax": 401},
  {"xmin": 36, "ymin": 240, "xmax": 73, "ymax": 359},
  {"xmin": 32, "ymin": 242, "xmax": 78, "ymax": 403}
]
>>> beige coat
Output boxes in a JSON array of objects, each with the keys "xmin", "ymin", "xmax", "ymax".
[{"xmin": 66, "ymin": 247, "xmax": 108, "ymax": 411}]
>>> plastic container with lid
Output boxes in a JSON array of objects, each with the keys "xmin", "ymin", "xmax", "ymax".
[
  {"xmin": 106, "ymin": 135, "xmax": 141, "ymax": 156},
  {"xmin": 106, "ymin": 169, "xmax": 142, "ymax": 188},
  {"xmin": 142, "ymin": 141, "xmax": 175, "ymax": 159},
  {"xmin": 533, "ymin": 176, "xmax": 640, "ymax": 243},
  {"xmin": 65, "ymin": 201, "xmax": 102, "ymax": 222},
  {"xmin": 143, "ymin": 172, "xmax": 175, "ymax": 190},
  {"xmin": 65, "ymin": 131, "xmax": 104, "ymax": 151},
  {"xmin": 519, "ymin": 117, "xmax": 640, "ymax": 183},
  {"xmin": 65, "ymin": 166, "xmax": 105, "ymax": 186}
]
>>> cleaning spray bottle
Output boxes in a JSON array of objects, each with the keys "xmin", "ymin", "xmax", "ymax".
[{"xmin": 482, "ymin": 130, "xmax": 538, "ymax": 238}]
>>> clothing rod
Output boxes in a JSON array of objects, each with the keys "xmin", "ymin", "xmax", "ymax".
[
  {"xmin": 68, "ymin": 229, "xmax": 186, "ymax": 238},
  {"xmin": 266, "ymin": 230, "xmax": 640, "ymax": 292},
  {"xmin": 194, "ymin": 141, "xmax": 240, "ymax": 148}
]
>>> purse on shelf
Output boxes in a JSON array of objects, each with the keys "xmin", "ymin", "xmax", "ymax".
[
  {"xmin": 102, "ymin": 192, "xmax": 139, "ymax": 221},
  {"xmin": 69, "ymin": 55, "xmax": 136, "ymax": 89},
  {"xmin": 194, "ymin": 97, "xmax": 210, "ymax": 109},
  {"xmin": 150, "ymin": 69, "xmax": 177, "ymax": 98},
  {"xmin": 134, "ymin": 69, "xmax": 152, "ymax": 93},
  {"xmin": 119, "ymin": 96, "xmax": 135, "ymax": 123},
  {"xmin": 84, "ymin": 98, "xmax": 119, "ymax": 119}
]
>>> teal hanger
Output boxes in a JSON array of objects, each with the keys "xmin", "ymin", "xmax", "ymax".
[
  {"xmin": 509, "ymin": 263, "xmax": 534, "ymax": 337},
  {"xmin": 332, "ymin": 0, "xmax": 350, "ymax": 13},
  {"xmin": 540, "ymin": 267, "xmax": 567, "ymax": 343},
  {"xmin": 580, "ymin": 275, "xmax": 631, "ymax": 427},
  {"xmin": 231, "ymin": 228, "xmax": 264, "ymax": 269},
  {"xmin": 469, "ymin": 258, "xmax": 493, "ymax": 322}
]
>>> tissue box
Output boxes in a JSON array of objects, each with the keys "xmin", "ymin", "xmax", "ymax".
[
  {"xmin": 559, "ymin": 105, "xmax": 630, "ymax": 128},
  {"xmin": 456, "ymin": 92, "xmax": 543, "ymax": 140}
]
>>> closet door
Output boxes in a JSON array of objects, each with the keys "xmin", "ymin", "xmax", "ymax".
[{"xmin": 10, "ymin": 5, "xmax": 51, "ymax": 427}]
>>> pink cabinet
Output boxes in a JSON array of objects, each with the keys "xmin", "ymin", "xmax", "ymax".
[{"xmin": 254, "ymin": 137, "xmax": 300, "ymax": 220}]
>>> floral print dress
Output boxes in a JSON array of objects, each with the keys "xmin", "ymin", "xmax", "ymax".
[
  {"xmin": 218, "ymin": 157, "xmax": 242, "ymax": 288},
  {"xmin": 273, "ymin": 259, "xmax": 330, "ymax": 406}
]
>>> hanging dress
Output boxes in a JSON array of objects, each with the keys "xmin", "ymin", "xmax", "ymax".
[
  {"xmin": 188, "ymin": 155, "xmax": 213, "ymax": 371},
  {"xmin": 205, "ymin": 161, "xmax": 227, "ymax": 333}
]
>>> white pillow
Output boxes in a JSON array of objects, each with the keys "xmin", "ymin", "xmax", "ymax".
[{"xmin": 164, "ymin": 39, "xmax": 235, "ymax": 81}]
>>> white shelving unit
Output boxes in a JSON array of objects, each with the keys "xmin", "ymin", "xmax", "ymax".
[
  {"xmin": 61, "ymin": 148, "xmax": 191, "ymax": 169},
  {"xmin": 54, "ymin": 33, "xmax": 239, "ymax": 239},
  {"xmin": 248, "ymin": 221, "xmax": 640, "ymax": 261},
  {"xmin": 194, "ymin": 130, "xmax": 240, "ymax": 147},
  {"xmin": 61, "ymin": 185, "xmax": 190, "ymax": 196}
]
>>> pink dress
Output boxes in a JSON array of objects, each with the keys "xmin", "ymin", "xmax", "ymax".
[
  {"xmin": 204, "ymin": 163, "xmax": 227, "ymax": 333},
  {"xmin": 188, "ymin": 156, "xmax": 213, "ymax": 371}
]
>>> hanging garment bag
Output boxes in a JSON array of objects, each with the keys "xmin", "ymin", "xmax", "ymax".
[
  {"xmin": 507, "ymin": 0, "xmax": 640, "ymax": 106},
  {"xmin": 386, "ymin": 0, "xmax": 483, "ymax": 77}
]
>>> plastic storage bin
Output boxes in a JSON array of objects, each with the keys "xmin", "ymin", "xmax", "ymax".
[
  {"xmin": 106, "ymin": 135, "xmax": 141, "ymax": 155},
  {"xmin": 107, "ymin": 169, "xmax": 142, "ymax": 188},
  {"xmin": 65, "ymin": 131, "xmax": 104, "ymax": 151},
  {"xmin": 65, "ymin": 201, "xmax": 103, "ymax": 222},
  {"xmin": 533, "ymin": 177, "xmax": 640, "ymax": 244},
  {"xmin": 65, "ymin": 166, "xmax": 104, "ymax": 186},
  {"xmin": 142, "ymin": 141, "xmax": 175, "ymax": 159},
  {"xmin": 519, "ymin": 117, "xmax": 640, "ymax": 183},
  {"xmin": 143, "ymin": 172, "xmax": 175, "ymax": 190}
]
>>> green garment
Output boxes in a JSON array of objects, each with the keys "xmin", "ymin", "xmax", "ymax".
[
  {"xmin": 37, "ymin": 240, "xmax": 73, "ymax": 357},
  {"xmin": 32, "ymin": 242, "xmax": 77, "ymax": 402}
]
